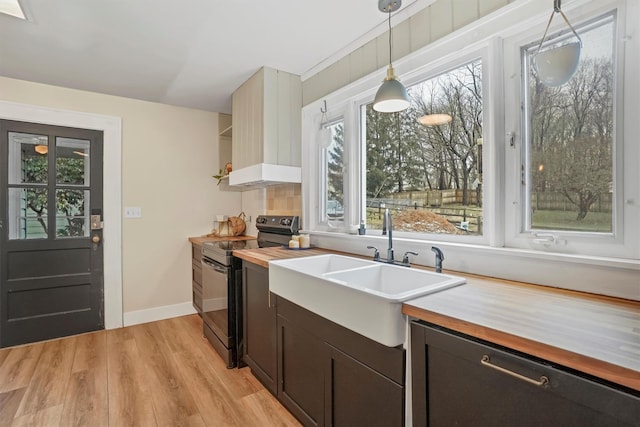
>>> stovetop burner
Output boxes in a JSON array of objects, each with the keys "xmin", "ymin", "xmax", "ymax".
[
  {"xmin": 202, "ymin": 239, "xmax": 259, "ymax": 266},
  {"xmin": 207, "ymin": 239, "xmax": 259, "ymax": 252}
]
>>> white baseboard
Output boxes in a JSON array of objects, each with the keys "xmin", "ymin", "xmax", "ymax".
[{"xmin": 123, "ymin": 301, "xmax": 197, "ymax": 327}]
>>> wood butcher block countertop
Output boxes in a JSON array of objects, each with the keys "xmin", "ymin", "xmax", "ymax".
[
  {"xmin": 232, "ymin": 246, "xmax": 336, "ymax": 268},
  {"xmin": 403, "ymin": 277, "xmax": 640, "ymax": 392},
  {"xmin": 188, "ymin": 235, "xmax": 257, "ymax": 246},
  {"xmin": 230, "ymin": 245, "xmax": 639, "ymax": 392}
]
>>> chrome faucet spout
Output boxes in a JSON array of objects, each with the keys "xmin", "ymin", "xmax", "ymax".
[
  {"xmin": 385, "ymin": 209, "xmax": 394, "ymax": 262},
  {"xmin": 382, "ymin": 210, "xmax": 387, "ymax": 235},
  {"xmin": 431, "ymin": 246, "xmax": 444, "ymax": 273}
]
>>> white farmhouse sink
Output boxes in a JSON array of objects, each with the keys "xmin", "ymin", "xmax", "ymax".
[{"xmin": 269, "ymin": 254, "xmax": 465, "ymax": 347}]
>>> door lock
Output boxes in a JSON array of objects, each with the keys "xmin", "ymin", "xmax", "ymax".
[{"xmin": 91, "ymin": 215, "xmax": 103, "ymax": 230}]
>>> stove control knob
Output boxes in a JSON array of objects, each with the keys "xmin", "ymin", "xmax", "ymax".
[
  {"xmin": 280, "ymin": 218, "xmax": 292, "ymax": 226},
  {"xmin": 256, "ymin": 217, "xmax": 267, "ymax": 224}
]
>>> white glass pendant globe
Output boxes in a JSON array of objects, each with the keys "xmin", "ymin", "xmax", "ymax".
[{"xmin": 535, "ymin": 41, "xmax": 581, "ymax": 87}]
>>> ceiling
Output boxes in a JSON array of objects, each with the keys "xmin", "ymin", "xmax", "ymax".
[{"xmin": 0, "ymin": 0, "xmax": 423, "ymax": 113}]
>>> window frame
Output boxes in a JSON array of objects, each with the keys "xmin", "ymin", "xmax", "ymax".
[
  {"xmin": 319, "ymin": 116, "xmax": 348, "ymax": 230},
  {"xmin": 302, "ymin": 0, "xmax": 639, "ymax": 264},
  {"xmin": 503, "ymin": 0, "xmax": 637, "ymax": 259},
  {"xmin": 305, "ymin": 43, "xmax": 499, "ymax": 245}
]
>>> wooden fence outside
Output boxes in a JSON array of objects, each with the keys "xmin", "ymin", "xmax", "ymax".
[
  {"xmin": 366, "ymin": 192, "xmax": 483, "ymax": 234},
  {"xmin": 370, "ymin": 189, "xmax": 611, "ymax": 213},
  {"xmin": 388, "ymin": 189, "xmax": 480, "ymax": 207},
  {"xmin": 366, "ymin": 189, "xmax": 611, "ymax": 234},
  {"xmin": 531, "ymin": 192, "xmax": 612, "ymax": 213}
]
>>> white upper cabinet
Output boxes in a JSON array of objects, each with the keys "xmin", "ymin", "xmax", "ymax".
[{"xmin": 231, "ymin": 67, "xmax": 302, "ymax": 170}]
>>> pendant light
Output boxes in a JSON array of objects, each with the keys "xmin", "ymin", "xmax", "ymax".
[
  {"xmin": 418, "ymin": 113, "xmax": 452, "ymax": 127},
  {"xmin": 534, "ymin": 0, "xmax": 582, "ymax": 87},
  {"xmin": 373, "ymin": 0, "xmax": 410, "ymax": 113}
]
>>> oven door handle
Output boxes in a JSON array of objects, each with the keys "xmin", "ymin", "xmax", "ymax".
[{"xmin": 202, "ymin": 258, "xmax": 228, "ymax": 274}]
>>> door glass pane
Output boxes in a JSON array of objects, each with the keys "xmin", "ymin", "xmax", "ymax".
[
  {"xmin": 56, "ymin": 137, "xmax": 90, "ymax": 186},
  {"xmin": 524, "ymin": 14, "xmax": 614, "ymax": 233},
  {"xmin": 8, "ymin": 187, "xmax": 48, "ymax": 240},
  {"xmin": 8, "ymin": 132, "xmax": 48, "ymax": 185},
  {"xmin": 55, "ymin": 189, "xmax": 90, "ymax": 238}
]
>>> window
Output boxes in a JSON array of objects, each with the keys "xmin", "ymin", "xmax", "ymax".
[
  {"xmin": 503, "ymin": 6, "xmax": 637, "ymax": 259},
  {"xmin": 321, "ymin": 120, "xmax": 346, "ymax": 227},
  {"xmin": 362, "ymin": 60, "xmax": 483, "ymax": 237},
  {"xmin": 523, "ymin": 13, "xmax": 615, "ymax": 235},
  {"xmin": 303, "ymin": 0, "xmax": 638, "ymax": 263},
  {"xmin": 7, "ymin": 132, "xmax": 91, "ymax": 240}
]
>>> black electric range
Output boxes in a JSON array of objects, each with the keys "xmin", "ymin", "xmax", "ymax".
[{"xmin": 200, "ymin": 215, "xmax": 299, "ymax": 368}]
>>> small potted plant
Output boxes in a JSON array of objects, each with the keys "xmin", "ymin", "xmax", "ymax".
[{"xmin": 213, "ymin": 162, "xmax": 233, "ymax": 185}]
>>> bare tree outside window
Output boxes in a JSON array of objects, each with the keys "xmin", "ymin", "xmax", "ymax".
[
  {"xmin": 525, "ymin": 14, "xmax": 615, "ymax": 233},
  {"xmin": 363, "ymin": 60, "xmax": 483, "ymax": 235}
]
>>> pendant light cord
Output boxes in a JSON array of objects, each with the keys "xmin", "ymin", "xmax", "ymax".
[
  {"xmin": 536, "ymin": 1, "xmax": 583, "ymax": 55},
  {"xmin": 387, "ymin": 9, "xmax": 393, "ymax": 67}
]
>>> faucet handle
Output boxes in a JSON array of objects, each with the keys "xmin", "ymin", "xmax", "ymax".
[
  {"xmin": 366, "ymin": 246, "xmax": 380, "ymax": 261},
  {"xmin": 402, "ymin": 251, "xmax": 419, "ymax": 265}
]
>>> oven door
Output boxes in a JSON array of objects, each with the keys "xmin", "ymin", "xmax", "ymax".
[{"xmin": 201, "ymin": 256, "xmax": 231, "ymax": 348}]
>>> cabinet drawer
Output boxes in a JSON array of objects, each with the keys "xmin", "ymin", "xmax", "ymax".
[
  {"xmin": 192, "ymin": 279, "xmax": 202, "ymax": 297},
  {"xmin": 411, "ymin": 322, "xmax": 639, "ymax": 427},
  {"xmin": 192, "ymin": 259, "xmax": 202, "ymax": 285},
  {"xmin": 192, "ymin": 290, "xmax": 202, "ymax": 313},
  {"xmin": 191, "ymin": 244, "xmax": 202, "ymax": 262}
]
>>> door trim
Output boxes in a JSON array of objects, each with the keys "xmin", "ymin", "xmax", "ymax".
[{"xmin": 0, "ymin": 100, "xmax": 123, "ymax": 329}]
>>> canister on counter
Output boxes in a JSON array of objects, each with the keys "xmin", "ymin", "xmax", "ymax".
[{"xmin": 299, "ymin": 234, "xmax": 310, "ymax": 248}]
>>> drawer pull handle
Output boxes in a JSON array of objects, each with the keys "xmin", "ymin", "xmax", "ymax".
[{"xmin": 481, "ymin": 355, "xmax": 549, "ymax": 387}]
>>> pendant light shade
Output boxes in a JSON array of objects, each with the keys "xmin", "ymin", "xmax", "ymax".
[
  {"xmin": 373, "ymin": 0, "xmax": 409, "ymax": 113},
  {"xmin": 535, "ymin": 41, "xmax": 581, "ymax": 87},
  {"xmin": 373, "ymin": 65, "xmax": 410, "ymax": 113}
]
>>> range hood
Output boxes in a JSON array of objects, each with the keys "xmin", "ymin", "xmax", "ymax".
[{"xmin": 228, "ymin": 163, "xmax": 301, "ymax": 188}]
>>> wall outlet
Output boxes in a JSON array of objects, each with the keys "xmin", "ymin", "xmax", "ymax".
[{"xmin": 124, "ymin": 207, "xmax": 142, "ymax": 218}]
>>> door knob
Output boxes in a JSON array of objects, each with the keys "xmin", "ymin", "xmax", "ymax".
[{"xmin": 92, "ymin": 234, "xmax": 101, "ymax": 243}]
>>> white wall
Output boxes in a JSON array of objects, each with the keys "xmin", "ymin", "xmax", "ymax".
[{"xmin": 0, "ymin": 76, "xmax": 242, "ymax": 322}]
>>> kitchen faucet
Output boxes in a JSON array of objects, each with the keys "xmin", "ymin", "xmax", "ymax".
[
  {"xmin": 431, "ymin": 246, "xmax": 444, "ymax": 273},
  {"xmin": 366, "ymin": 209, "xmax": 418, "ymax": 267},
  {"xmin": 382, "ymin": 208, "xmax": 394, "ymax": 262}
]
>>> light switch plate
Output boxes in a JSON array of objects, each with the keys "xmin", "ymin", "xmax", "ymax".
[{"xmin": 124, "ymin": 207, "xmax": 142, "ymax": 218}]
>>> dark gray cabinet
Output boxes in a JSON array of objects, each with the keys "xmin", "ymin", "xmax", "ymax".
[
  {"xmin": 410, "ymin": 320, "xmax": 640, "ymax": 427},
  {"xmin": 277, "ymin": 297, "xmax": 405, "ymax": 427},
  {"xmin": 325, "ymin": 344, "xmax": 404, "ymax": 427},
  {"xmin": 277, "ymin": 311, "xmax": 325, "ymax": 426},
  {"xmin": 242, "ymin": 261, "xmax": 277, "ymax": 394},
  {"xmin": 191, "ymin": 244, "xmax": 202, "ymax": 315},
  {"xmin": 242, "ymin": 260, "xmax": 405, "ymax": 426}
]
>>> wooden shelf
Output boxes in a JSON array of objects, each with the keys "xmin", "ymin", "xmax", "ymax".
[{"xmin": 219, "ymin": 125, "xmax": 232, "ymax": 138}]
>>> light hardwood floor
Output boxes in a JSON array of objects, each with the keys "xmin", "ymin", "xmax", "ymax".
[{"xmin": 0, "ymin": 315, "xmax": 301, "ymax": 426}]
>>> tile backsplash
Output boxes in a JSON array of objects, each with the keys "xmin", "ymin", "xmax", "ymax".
[{"xmin": 266, "ymin": 183, "xmax": 302, "ymax": 219}]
